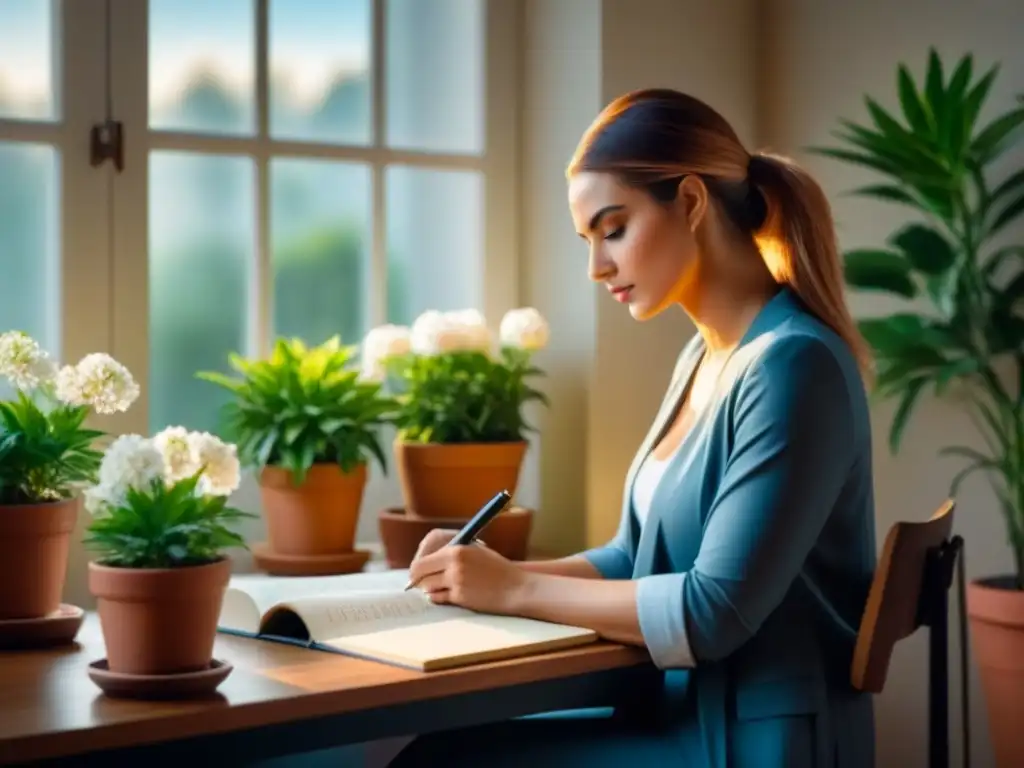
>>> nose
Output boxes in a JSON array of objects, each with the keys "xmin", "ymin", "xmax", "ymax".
[{"xmin": 588, "ymin": 244, "xmax": 615, "ymax": 283}]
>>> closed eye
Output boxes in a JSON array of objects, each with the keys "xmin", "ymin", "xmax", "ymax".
[{"xmin": 605, "ymin": 226, "xmax": 625, "ymax": 241}]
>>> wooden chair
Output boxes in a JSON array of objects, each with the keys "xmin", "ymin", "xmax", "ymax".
[{"xmin": 851, "ymin": 499, "xmax": 970, "ymax": 768}]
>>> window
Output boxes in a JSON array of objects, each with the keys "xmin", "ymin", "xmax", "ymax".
[
  {"xmin": 0, "ymin": 0, "xmax": 519, "ymax": 544},
  {"xmin": 106, "ymin": 0, "xmax": 520, "ymax": 540},
  {"xmin": 0, "ymin": 0, "xmax": 110, "ymax": 397}
]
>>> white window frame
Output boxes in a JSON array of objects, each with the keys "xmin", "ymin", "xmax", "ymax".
[
  {"xmin": 0, "ymin": 0, "xmax": 112, "ymax": 379},
  {"xmin": 106, "ymin": 0, "xmax": 521, "ymax": 439}
]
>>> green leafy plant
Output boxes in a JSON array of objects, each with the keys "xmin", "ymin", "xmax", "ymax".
[
  {"xmin": 393, "ymin": 348, "xmax": 549, "ymax": 443},
  {"xmin": 197, "ymin": 336, "xmax": 396, "ymax": 484},
  {"xmin": 83, "ymin": 430, "xmax": 254, "ymax": 568},
  {"xmin": 0, "ymin": 331, "xmax": 139, "ymax": 505},
  {"xmin": 362, "ymin": 308, "xmax": 551, "ymax": 444},
  {"xmin": 812, "ymin": 50, "xmax": 1024, "ymax": 587}
]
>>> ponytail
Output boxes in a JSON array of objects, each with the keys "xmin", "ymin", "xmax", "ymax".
[{"xmin": 747, "ymin": 151, "xmax": 874, "ymax": 382}]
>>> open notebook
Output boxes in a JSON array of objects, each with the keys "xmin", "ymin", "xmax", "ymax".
[{"xmin": 218, "ymin": 570, "xmax": 598, "ymax": 671}]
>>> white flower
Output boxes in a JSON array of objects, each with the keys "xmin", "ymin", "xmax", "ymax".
[
  {"xmin": 0, "ymin": 331, "xmax": 56, "ymax": 391},
  {"xmin": 499, "ymin": 307, "xmax": 550, "ymax": 351},
  {"xmin": 448, "ymin": 309, "xmax": 493, "ymax": 353},
  {"xmin": 55, "ymin": 353, "xmax": 139, "ymax": 414},
  {"xmin": 410, "ymin": 309, "xmax": 493, "ymax": 356},
  {"xmin": 189, "ymin": 431, "xmax": 241, "ymax": 496},
  {"xmin": 360, "ymin": 324, "xmax": 412, "ymax": 381},
  {"xmin": 153, "ymin": 425, "xmax": 199, "ymax": 483},
  {"xmin": 91, "ymin": 434, "xmax": 166, "ymax": 512}
]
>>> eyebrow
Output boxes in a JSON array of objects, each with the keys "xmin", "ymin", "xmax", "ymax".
[{"xmin": 582, "ymin": 204, "xmax": 625, "ymax": 236}]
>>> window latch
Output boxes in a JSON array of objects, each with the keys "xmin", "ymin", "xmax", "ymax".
[{"xmin": 90, "ymin": 119, "xmax": 125, "ymax": 172}]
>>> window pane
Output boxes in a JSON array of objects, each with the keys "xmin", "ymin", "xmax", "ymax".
[
  {"xmin": 0, "ymin": 0, "xmax": 56, "ymax": 121},
  {"xmin": 149, "ymin": 0, "xmax": 255, "ymax": 135},
  {"xmin": 271, "ymin": 158, "xmax": 371, "ymax": 346},
  {"xmin": 386, "ymin": 166, "xmax": 482, "ymax": 325},
  {"xmin": 0, "ymin": 142, "xmax": 59, "ymax": 352},
  {"xmin": 269, "ymin": 0, "xmax": 371, "ymax": 145},
  {"xmin": 149, "ymin": 151, "xmax": 255, "ymax": 435},
  {"xmin": 385, "ymin": 0, "xmax": 483, "ymax": 155}
]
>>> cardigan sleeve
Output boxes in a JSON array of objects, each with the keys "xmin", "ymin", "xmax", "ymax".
[
  {"xmin": 635, "ymin": 335, "xmax": 858, "ymax": 667},
  {"xmin": 580, "ymin": 494, "xmax": 635, "ymax": 578}
]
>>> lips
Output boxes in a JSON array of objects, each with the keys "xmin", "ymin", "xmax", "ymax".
[{"xmin": 608, "ymin": 285, "xmax": 633, "ymax": 303}]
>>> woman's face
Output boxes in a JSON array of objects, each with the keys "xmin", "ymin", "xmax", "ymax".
[{"xmin": 568, "ymin": 171, "xmax": 706, "ymax": 321}]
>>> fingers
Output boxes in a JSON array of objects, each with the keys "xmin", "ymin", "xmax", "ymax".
[
  {"xmin": 414, "ymin": 528, "xmax": 460, "ymax": 560},
  {"xmin": 408, "ymin": 545, "xmax": 455, "ymax": 584}
]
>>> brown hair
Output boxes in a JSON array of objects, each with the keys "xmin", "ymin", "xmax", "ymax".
[{"xmin": 567, "ymin": 88, "xmax": 872, "ymax": 381}]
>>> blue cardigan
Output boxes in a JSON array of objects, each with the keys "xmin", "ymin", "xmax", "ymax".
[{"xmin": 583, "ymin": 288, "xmax": 877, "ymax": 768}]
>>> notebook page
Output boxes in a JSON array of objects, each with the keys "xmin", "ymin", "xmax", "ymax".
[{"xmin": 265, "ymin": 589, "xmax": 473, "ymax": 642}]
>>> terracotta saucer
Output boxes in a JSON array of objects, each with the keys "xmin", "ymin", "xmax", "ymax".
[
  {"xmin": 88, "ymin": 658, "xmax": 233, "ymax": 700},
  {"xmin": 378, "ymin": 506, "xmax": 533, "ymax": 568},
  {"xmin": 0, "ymin": 604, "xmax": 85, "ymax": 650},
  {"xmin": 251, "ymin": 543, "xmax": 372, "ymax": 576}
]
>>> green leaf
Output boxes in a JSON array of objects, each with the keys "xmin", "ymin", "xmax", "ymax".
[
  {"xmin": 970, "ymin": 107, "xmax": 1024, "ymax": 163},
  {"xmin": 890, "ymin": 376, "xmax": 928, "ymax": 453},
  {"xmin": 963, "ymin": 64, "xmax": 999, "ymax": 139},
  {"xmin": 843, "ymin": 250, "xmax": 917, "ymax": 297},
  {"xmin": 898, "ymin": 64, "xmax": 933, "ymax": 135},
  {"xmin": 945, "ymin": 54, "xmax": 974, "ymax": 157},
  {"xmin": 846, "ymin": 184, "xmax": 917, "ymax": 206},
  {"xmin": 807, "ymin": 146, "xmax": 900, "ymax": 178},
  {"xmin": 924, "ymin": 49, "xmax": 948, "ymax": 146},
  {"xmin": 989, "ymin": 191, "xmax": 1024, "ymax": 236},
  {"xmin": 889, "ymin": 224, "xmax": 957, "ymax": 274}
]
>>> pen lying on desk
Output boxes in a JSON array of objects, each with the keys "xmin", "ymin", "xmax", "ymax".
[{"xmin": 403, "ymin": 489, "xmax": 512, "ymax": 591}]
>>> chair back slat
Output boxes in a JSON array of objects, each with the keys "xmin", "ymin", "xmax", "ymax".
[{"xmin": 851, "ymin": 500, "xmax": 956, "ymax": 693}]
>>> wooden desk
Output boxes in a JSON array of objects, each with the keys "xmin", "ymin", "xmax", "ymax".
[{"xmin": 1, "ymin": 615, "xmax": 655, "ymax": 766}]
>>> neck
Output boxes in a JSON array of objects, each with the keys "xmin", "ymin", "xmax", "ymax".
[{"xmin": 684, "ymin": 281, "xmax": 779, "ymax": 353}]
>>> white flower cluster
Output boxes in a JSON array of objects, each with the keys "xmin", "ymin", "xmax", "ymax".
[
  {"xmin": 0, "ymin": 331, "xmax": 139, "ymax": 414},
  {"xmin": 85, "ymin": 427, "xmax": 241, "ymax": 515},
  {"xmin": 54, "ymin": 352, "xmax": 140, "ymax": 414},
  {"xmin": 0, "ymin": 331, "xmax": 56, "ymax": 391},
  {"xmin": 499, "ymin": 307, "xmax": 550, "ymax": 351},
  {"xmin": 358, "ymin": 307, "xmax": 550, "ymax": 380},
  {"xmin": 359, "ymin": 324, "xmax": 412, "ymax": 381}
]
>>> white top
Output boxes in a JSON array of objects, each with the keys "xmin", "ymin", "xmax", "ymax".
[{"xmin": 632, "ymin": 447, "xmax": 676, "ymax": 526}]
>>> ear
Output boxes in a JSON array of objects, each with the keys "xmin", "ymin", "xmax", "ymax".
[{"xmin": 675, "ymin": 175, "xmax": 709, "ymax": 233}]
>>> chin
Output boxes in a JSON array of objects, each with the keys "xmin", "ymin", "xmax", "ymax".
[{"xmin": 628, "ymin": 302, "xmax": 658, "ymax": 322}]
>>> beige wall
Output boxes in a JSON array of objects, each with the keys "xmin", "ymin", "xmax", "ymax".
[{"xmin": 523, "ymin": 0, "xmax": 1022, "ymax": 765}]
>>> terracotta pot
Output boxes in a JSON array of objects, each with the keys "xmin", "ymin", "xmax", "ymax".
[
  {"xmin": 378, "ymin": 506, "xmax": 534, "ymax": 568},
  {"xmin": 967, "ymin": 575, "xmax": 1024, "ymax": 768},
  {"xmin": 89, "ymin": 557, "xmax": 231, "ymax": 676},
  {"xmin": 259, "ymin": 463, "xmax": 367, "ymax": 556},
  {"xmin": 395, "ymin": 440, "xmax": 527, "ymax": 519},
  {"xmin": 0, "ymin": 497, "xmax": 79, "ymax": 620}
]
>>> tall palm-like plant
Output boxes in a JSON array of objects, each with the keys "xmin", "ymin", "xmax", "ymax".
[{"xmin": 812, "ymin": 50, "xmax": 1024, "ymax": 588}]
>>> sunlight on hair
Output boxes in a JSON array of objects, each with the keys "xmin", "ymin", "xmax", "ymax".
[{"xmin": 753, "ymin": 233, "xmax": 792, "ymax": 284}]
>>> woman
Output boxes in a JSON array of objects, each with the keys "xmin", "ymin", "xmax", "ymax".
[{"xmin": 391, "ymin": 88, "xmax": 878, "ymax": 767}]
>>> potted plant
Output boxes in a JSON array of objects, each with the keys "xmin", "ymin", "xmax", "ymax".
[
  {"xmin": 0, "ymin": 331, "xmax": 139, "ymax": 620},
  {"xmin": 84, "ymin": 427, "xmax": 251, "ymax": 675},
  {"xmin": 812, "ymin": 50, "xmax": 1024, "ymax": 765},
  {"xmin": 197, "ymin": 336, "xmax": 396, "ymax": 562},
  {"xmin": 362, "ymin": 307, "xmax": 549, "ymax": 527}
]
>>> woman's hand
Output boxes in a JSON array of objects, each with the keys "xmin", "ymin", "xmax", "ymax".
[
  {"xmin": 410, "ymin": 528, "xmax": 460, "ymax": 562},
  {"xmin": 407, "ymin": 542, "xmax": 530, "ymax": 615}
]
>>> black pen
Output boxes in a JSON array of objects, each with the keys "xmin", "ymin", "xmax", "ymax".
[{"xmin": 403, "ymin": 489, "xmax": 513, "ymax": 591}]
